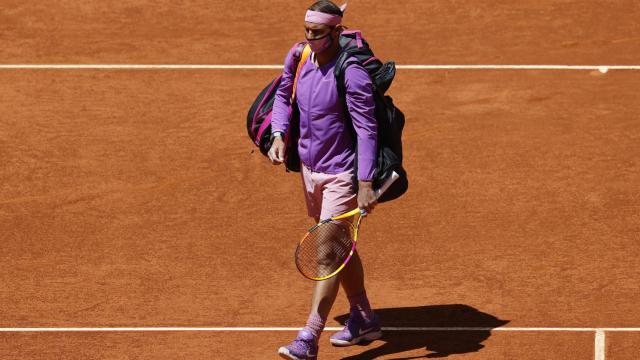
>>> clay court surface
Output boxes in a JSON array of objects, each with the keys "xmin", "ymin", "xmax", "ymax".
[{"xmin": 1, "ymin": 1, "xmax": 639, "ymax": 359}]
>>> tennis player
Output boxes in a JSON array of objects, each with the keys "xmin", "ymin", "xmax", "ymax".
[{"xmin": 268, "ymin": 1, "xmax": 382, "ymax": 359}]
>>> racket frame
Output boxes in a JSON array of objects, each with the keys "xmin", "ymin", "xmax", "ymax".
[
  {"xmin": 294, "ymin": 171, "xmax": 400, "ymax": 281},
  {"xmin": 296, "ymin": 208, "xmax": 364, "ymax": 281}
]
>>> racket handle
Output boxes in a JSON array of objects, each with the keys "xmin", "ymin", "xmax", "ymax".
[
  {"xmin": 358, "ymin": 172, "xmax": 400, "ymax": 218},
  {"xmin": 374, "ymin": 171, "xmax": 400, "ymax": 200}
]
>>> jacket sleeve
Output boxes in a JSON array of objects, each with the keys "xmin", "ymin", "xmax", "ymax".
[
  {"xmin": 344, "ymin": 63, "xmax": 377, "ymax": 181},
  {"xmin": 270, "ymin": 45, "xmax": 299, "ymax": 135}
]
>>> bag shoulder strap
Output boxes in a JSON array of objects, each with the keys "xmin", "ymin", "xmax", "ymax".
[
  {"xmin": 334, "ymin": 55, "xmax": 362, "ymax": 101},
  {"xmin": 291, "ymin": 44, "xmax": 312, "ymax": 102}
]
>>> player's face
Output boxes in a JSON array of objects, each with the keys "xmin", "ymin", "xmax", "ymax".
[{"xmin": 304, "ymin": 22, "xmax": 334, "ymax": 41}]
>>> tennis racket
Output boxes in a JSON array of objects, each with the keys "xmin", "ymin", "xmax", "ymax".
[{"xmin": 295, "ymin": 171, "xmax": 400, "ymax": 281}]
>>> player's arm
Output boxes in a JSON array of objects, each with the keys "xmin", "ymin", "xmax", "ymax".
[
  {"xmin": 344, "ymin": 64, "xmax": 378, "ymax": 212},
  {"xmin": 268, "ymin": 46, "xmax": 299, "ymax": 164}
]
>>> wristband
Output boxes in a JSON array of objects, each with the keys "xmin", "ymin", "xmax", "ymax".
[{"xmin": 271, "ymin": 131, "xmax": 284, "ymax": 141}]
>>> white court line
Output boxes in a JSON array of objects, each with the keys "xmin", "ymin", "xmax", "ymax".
[
  {"xmin": 595, "ymin": 330, "xmax": 606, "ymax": 360},
  {"xmin": 0, "ymin": 327, "xmax": 639, "ymax": 332},
  {"xmin": 399, "ymin": 65, "xmax": 639, "ymax": 70},
  {"xmin": 0, "ymin": 327, "xmax": 627, "ymax": 360},
  {"xmin": 0, "ymin": 64, "xmax": 639, "ymax": 70}
]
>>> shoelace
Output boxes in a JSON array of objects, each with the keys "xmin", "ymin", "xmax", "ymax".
[
  {"xmin": 293, "ymin": 337, "xmax": 314, "ymax": 351},
  {"xmin": 344, "ymin": 309, "xmax": 363, "ymax": 329}
]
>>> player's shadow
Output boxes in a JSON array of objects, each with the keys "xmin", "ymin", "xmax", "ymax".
[{"xmin": 333, "ymin": 304, "xmax": 509, "ymax": 359}]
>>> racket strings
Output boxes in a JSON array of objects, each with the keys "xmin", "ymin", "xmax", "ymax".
[{"xmin": 296, "ymin": 221, "xmax": 356, "ymax": 279}]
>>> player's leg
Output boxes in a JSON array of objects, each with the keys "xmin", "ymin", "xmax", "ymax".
[
  {"xmin": 339, "ymin": 249, "xmax": 364, "ymax": 298},
  {"xmin": 330, "ymin": 250, "xmax": 382, "ymax": 346},
  {"xmin": 303, "ymin": 168, "xmax": 359, "ymax": 337},
  {"xmin": 279, "ymin": 166, "xmax": 338, "ymax": 359},
  {"xmin": 305, "ymin": 167, "xmax": 357, "ymax": 338},
  {"xmin": 341, "ymin": 251, "xmax": 376, "ymax": 323},
  {"xmin": 329, "ymin": 188, "xmax": 381, "ymax": 346}
]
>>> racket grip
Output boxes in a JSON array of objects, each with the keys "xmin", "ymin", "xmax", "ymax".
[{"xmin": 374, "ymin": 171, "xmax": 400, "ymax": 200}]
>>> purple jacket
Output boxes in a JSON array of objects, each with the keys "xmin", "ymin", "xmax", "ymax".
[{"xmin": 271, "ymin": 45, "xmax": 377, "ymax": 181}]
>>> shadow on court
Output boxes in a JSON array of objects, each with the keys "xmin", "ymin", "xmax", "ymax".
[{"xmin": 333, "ymin": 304, "xmax": 509, "ymax": 359}]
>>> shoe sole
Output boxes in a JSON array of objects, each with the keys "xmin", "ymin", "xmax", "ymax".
[
  {"xmin": 278, "ymin": 346, "xmax": 317, "ymax": 360},
  {"xmin": 330, "ymin": 329, "xmax": 383, "ymax": 347}
]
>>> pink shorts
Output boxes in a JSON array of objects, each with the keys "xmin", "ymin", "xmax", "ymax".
[{"xmin": 301, "ymin": 163, "xmax": 358, "ymax": 221}]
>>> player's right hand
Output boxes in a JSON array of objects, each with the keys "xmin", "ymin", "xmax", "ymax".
[{"xmin": 268, "ymin": 137, "xmax": 285, "ymax": 165}]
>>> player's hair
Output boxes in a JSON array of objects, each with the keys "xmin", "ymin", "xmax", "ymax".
[{"xmin": 308, "ymin": 1, "xmax": 343, "ymax": 17}]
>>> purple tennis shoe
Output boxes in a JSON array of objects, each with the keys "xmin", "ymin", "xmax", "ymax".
[
  {"xmin": 278, "ymin": 329, "xmax": 319, "ymax": 360},
  {"xmin": 330, "ymin": 310, "xmax": 382, "ymax": 347}
]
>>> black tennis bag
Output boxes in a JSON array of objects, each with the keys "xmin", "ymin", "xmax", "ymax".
[{"xmin": 335, "ymin": 30, "xmax": 409, "ymax": 203}]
